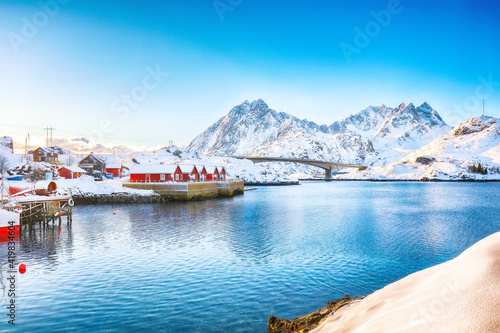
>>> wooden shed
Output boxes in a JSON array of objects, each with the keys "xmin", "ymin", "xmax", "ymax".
[
  {"xmin": 106, "ymin": 163, "xmax": 123, "ymax": 178},
  {"xmin": 58, "ymin": 166, "xmax": 87, "ymax": 179}
]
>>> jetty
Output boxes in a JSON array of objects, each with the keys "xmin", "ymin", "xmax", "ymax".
[
  {"xmin": 4, "ymin": 181, "xmax": 73, "ymax": 225},
  {"xmin": 124, "ymin": 180, "xmax": 244, "ymax": 201}
]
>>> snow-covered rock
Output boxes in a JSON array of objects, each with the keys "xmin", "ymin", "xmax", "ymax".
[
  {"xmin": 330, "ymin": 102, "xmax": 452, "ymax": 165},
  {"xmin": 338, "ymin": 116, "xmax": 500, "ymax": 180},
  {"xmin": 0, "ymin": 136, "xmax": 13, "ymax": 152}
]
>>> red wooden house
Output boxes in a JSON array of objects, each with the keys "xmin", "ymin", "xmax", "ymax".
[
  {"xmin": 106, "ymin": 163, "xmax": 123, "ymax": 178},
  {"xmin": 58, "ymin": 166, "xmax": 87, "ymax": 179},
  {"xmin": 179, "ymin": 165, "xmax": 199, "ymax": 182},
  {"xmin": 129, "ymin": 164, "xmax": 181, "ymax": 183},
  {"xmin": 204, "ymin": 166, "xmax": 220, "ymax": 181},
  {"xmin": 217, "ymin": 166, "xmax": 227, "ymax": 181},
  {"xmin": 196, "ymin": 165, "xmax": 207, "ymax": 181}
]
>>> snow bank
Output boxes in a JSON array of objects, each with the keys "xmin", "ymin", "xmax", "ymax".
[
  {"xmin": 56, "ymin": 175, "xmax": 155, "ymax": 196},
  {"xmin": 0, "ymin": 147, "xmax": 22, "ymax": 173},
  {"xmin": 312, "ymin": 232, "xmax": 500, "ymax": 332}
]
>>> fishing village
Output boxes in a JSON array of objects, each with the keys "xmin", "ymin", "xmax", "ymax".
[{"xmin": 0, "ymin": 143, "xmax": 244, "ymax": 238}]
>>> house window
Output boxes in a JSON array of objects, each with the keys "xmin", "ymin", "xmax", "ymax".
[
  {"xmin": 175, "ymin": 174, "xmax": 179, "ymax": 181},
  {"xmin": 160, "ymin": 174, "xmax": 165, "ymax": 181}
]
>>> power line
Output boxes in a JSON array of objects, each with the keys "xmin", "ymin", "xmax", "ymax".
[{"xmin": 0, "ymin": 123, "xmax": 171, "ymax": 144}]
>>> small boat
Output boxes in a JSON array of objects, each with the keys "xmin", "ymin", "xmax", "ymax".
[{"xmin": 0, "ymin": 208, "xmax": 20, "ymax": 239}]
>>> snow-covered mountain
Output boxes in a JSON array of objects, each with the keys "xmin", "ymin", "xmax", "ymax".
[
  {"xmin": 339, "ymin": 116, "xmax": 500, "ymax": 180},
  {"xmin": 188, "ymin": 99, "xmax": 325, "ymax": 156},
  {"xmin": 188, "ymin": 99, "xmax": 451, "ymax": 168}
]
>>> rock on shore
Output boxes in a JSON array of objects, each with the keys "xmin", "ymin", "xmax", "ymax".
[{"xmin": 72, "ymin": 192, "xmax": 165, "ymax": 205}]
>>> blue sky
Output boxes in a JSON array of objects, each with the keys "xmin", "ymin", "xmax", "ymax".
[{"xmin": 1, "ymin": 0, "xmax": 499, "ymax": 149}]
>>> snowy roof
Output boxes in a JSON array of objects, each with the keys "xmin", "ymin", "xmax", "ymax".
[
  {"xmin": 178, "ymin": 165, "xmax": 196, "ymax": 173},
  {"xmin": 32, "ymin": 147, "xmax": 58, "ymax": 154},
  {"xmin": 196, "ymin": 165, "xmax": 206, "ymax": 172},
  {"xmin": 106, "ymin": 163, "xmax": 122, "ymax": 169},
  {"xmin": 129, "ymin": 164, "xmax": 179, "ymax": 174},
  {"xmin": 80, "ymin": 153, "xmax": 106, "ymax": 164},
  {"xmin": 217, "ymin": 166, "xmax": 225, "ymax": 172},
  {"xmin": 205, "ymin": 166, "xmax": 218, "ymax": 173},
  {"xmin": 59, "ymin": 166, "xmax": 86, "ymax": 173}
]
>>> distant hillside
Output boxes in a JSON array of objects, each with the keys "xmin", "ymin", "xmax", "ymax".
[{"xmin": 338, "ymin": 116, "xmax": 500, "ymax": 180}]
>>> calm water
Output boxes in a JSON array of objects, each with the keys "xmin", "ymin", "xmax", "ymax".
[{"xmin": 1, "ymin": 181, "xmax": 500, "ymax": 332}]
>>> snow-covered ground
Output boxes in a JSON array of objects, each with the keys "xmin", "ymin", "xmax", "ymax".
[
  {"xmin": 4, "ymin": 176, "xmax": 155, "ymax": 197},
  {"xmin": 312, "ymin": 231, "xmax": 500, "ymax": 332},
  {"xmin": 56, "ymin": 176, "xmax": 156, "ymax": 196}
]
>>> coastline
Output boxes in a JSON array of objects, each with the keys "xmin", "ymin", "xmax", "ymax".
[
  {"xmin": 244, "ymin": 181, "xmax": 300, "ymax": 186},
  {"xmin": 331, "ymin": 178, "xmax": 500, "ymax": 182}
]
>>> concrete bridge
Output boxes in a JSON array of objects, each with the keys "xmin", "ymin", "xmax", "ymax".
[{"xmin": 232, "ymin": 156, "xmax": 367, "ymax": 180}]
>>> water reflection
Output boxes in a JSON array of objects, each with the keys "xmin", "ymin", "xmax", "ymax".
[{"xmin": 4, "ymin": 182, "xmax": 499, "ymax": 333}]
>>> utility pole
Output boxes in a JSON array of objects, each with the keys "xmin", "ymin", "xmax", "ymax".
[{"xmin": 44, "ymin": 126, "xmax": 55, "ymax": 147}]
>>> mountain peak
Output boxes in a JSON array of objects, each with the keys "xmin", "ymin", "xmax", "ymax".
[
  {"xmin": 397, "ymin": 102, "xmax": 414, "ymax": 110},
  {"xmin": 418, "ymin": 102, "xmax": 433, "ymax": 110},
  {"xmin": 250, "ymin": 98, "xmax": 268, "ymax": 109}
]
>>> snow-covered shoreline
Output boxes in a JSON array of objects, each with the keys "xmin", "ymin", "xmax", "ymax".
[
  {"xmin": 268, "ymin": 232, "xmax": 500, "ymax": 332},
  {"xmin": 309, "ymin": 232, "xmax": 500, "ymax": 332}
]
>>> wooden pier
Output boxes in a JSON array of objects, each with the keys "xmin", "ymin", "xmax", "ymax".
[{"xmin": 6, "ymin": 195, "xmax": 73, "ymax": 225}]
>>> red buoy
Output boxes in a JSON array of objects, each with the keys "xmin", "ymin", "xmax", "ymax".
[{"xmin": 19, "ymin": 264, "xmax": 26, "ymax": 274}]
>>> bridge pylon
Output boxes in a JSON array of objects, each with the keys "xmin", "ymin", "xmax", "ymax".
[{"xmin": 325, "ymin": 167, "xmax": 332, "ymax": 181}]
